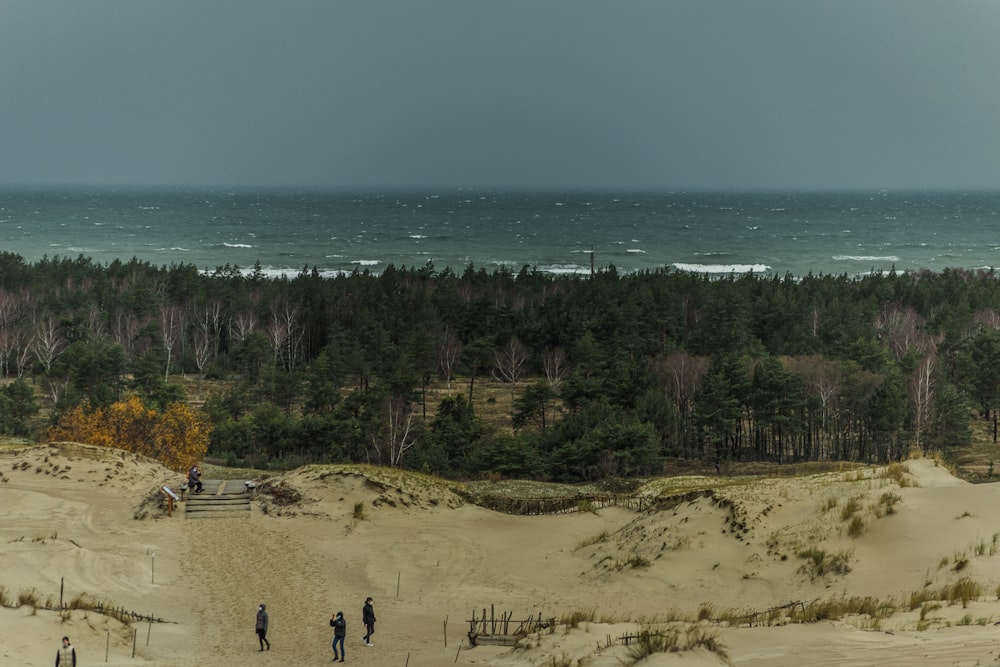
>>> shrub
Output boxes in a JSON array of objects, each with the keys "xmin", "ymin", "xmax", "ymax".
[
  {"xmin": 840, "ymin": 496, "xmax": 862, "ymax": 521},
  {"xmin": 575, "ymin": 530, "xmax": 610, "ymax": 550},
  {"xmin": 796, "ymin": 548, "xmax": 852, "ymax": 579},
  {"xmin": 949, "ymin": 577, "xmax": 981, "ymax": 608},
  {"xmin": 17, "ymin": 588, "xmax": 39, "ymax": 609},
  {"xmin": 560, "ymin": 609, "xmax": 595, "ymax": 628},
  {"xmin": 625, "ymin": 627, "xmax": 730, "ymax": 666}
]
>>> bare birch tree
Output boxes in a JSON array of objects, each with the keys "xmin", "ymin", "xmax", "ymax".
[
  {"xmin": 437, "ymin": 326, "xmax": 462, "ymax": 390},
  {"xmin": 231, "ymin": 310, "xmax": 258, "ymax": 343},
  {"xmin": 31, "ymin": 313, "xmax": 65, "ymax": 375},
  {"xmin": 909, "ymin": 352, "xmax": 936, "ymax": 453},
  {"xmin": 493, "ymin": 338, "xmax": 528, "ymax": 403},
  {"xmin": 368, "ymin": 394, "xmax": 418, "ymax": 467},
  {"xmin": 542, "ymin": 346, "xmax": 568, "ymax": 390},
  {"xmin": 266, "ymin": 301, "xmax": 303, "ymax": 371},
  {"xmin": 159, "ymin": 303, "xmax": 184, "ymax": 380}
]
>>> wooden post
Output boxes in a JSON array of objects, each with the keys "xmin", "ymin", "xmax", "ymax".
[
  {"xmin": 396, "ymin": 571, "xmax": 400, "ymax": 598},
  {"xmin": 443, "ymin": 615, "xmax": 448, "ymax": 647},
  {"xmin": 454, "ymin": 639, "xmax": 463, "ymax": 663},
  {"xmin": 132, "ymin": 628, "xmax": 137, "ymax": 657},
  {"xmin": 147, "ymin": 616, "xmax": 152, "ymax": 645},
  {"xmin": 60, "ymin": 577, "xmax": 64, "ymax": 609},
  {"xmin": 106, "ymin": 625, "xmax": 110, "ymax": 663}
]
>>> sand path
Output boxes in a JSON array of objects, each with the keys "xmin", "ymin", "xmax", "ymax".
[{"xmin": 183, "ymin": 513, "xmax": 337, "ymax": 665}]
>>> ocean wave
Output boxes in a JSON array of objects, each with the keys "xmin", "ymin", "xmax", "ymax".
[
  {"xmin": 672, "ymin": 263, "xmax": 771, "ymax": 274},
  {"xmin": 222, "ymin": 242, "xmax": 253, "ymax": 249},
  {"xmin": 351, "ymin": 260, "xmax": 380, "ymax": 266},
  {"xmin": 535, "ymin": 264, "xmax": 589, "ymax": 275},
  {"xmin": 408, "ymin": 234, "xmax": 427, "ymax": 239},
  {"xmin": 626, "ymin": 249, "xmax": 646, "ymax": 254},
  {"xmin": 200, "ymin": 266, "xmax": 350, "ymax": 279},
  {"xmin": 832, "ymin": 255, "xmax": 900, "ymax": 262}
]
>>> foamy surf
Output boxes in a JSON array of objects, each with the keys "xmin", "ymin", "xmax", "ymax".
[{"xmin": 672, "ymin": 263, "xmax": 770, "ymax": 274}]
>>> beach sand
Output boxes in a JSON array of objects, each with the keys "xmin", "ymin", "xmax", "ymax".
[{"xmin": 4, "ymin": 442, "xmax": 1000, "ymax": 666}]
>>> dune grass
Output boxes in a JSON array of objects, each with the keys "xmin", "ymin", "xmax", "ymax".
[{"xmin": 625, "ymin": 627, "xmax": 731, "ymax": 666}]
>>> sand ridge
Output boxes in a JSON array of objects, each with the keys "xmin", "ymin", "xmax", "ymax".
[{"xmin": 4, "ymin": 444, "xmax": 1000, "ymax": 665}]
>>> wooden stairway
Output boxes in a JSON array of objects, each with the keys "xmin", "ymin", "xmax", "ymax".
[{"xmin": 185, "ymin": 479, "xmax": 252, "ymax": 518}]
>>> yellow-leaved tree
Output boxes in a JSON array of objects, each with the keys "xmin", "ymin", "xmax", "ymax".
[{"xmin": 47, "ymin": 396, "xmax": 211, "ymax": 471}]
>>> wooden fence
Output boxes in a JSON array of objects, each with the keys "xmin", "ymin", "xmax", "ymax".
[
  {"xmin": 467, "ymin": 605, "xmax": 552, "ymax": 646},
  {"xmin": 473, "ymin": 493, "xmax": 652, "ymax": 515}
]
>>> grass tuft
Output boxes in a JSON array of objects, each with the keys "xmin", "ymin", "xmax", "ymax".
[
  {"xmin": 796, "ymin": 548, "xmax": 852, "ymax": 579},
  {"xmin": 559, "ymin": 609, "xmax": 595, "ymax": 628},
  {"xmin": 847, "ymin": 515, "xmax": 865, "ymax": 538},
  {"xmin": 625, "ymin": 627, "xmax": 731, "ymax": 666}
]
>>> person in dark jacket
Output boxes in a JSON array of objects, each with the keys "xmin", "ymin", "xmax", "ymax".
[
  {"xmin": 330, "ymin": 611, "xmax": 346, "ymax": 661},
  {"xmin": 255, "ymin": 603, "xmax": 270, "ymax": 651},
  {"xmin": 362, "ymin": 597, "xmax": 376, "ymax": 646},
  {"xmin": 55, "ymin": 636, "xmax": 76, "ymax": 667},
  {"xmin": 187, "ymin": 464, "xmax": 203, "ymax": 493}
]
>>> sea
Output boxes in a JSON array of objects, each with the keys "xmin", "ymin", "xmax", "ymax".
[{"xmin": 1, "ymin": 188, "xmax": 998, "ymax": 279}]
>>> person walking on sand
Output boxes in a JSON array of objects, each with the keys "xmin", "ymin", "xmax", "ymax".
[
  {"xmin": 255, "ymin": 603, "xmax": 270, "ymax": 651},
  {"xmin": 55, "ymin": 636, "xmax": 76, "ymax": 666},
  {"xmin": 362, "ymin": 597, "xmax": 376, "ymax": 646},
  {"xmin": 330, "ymin": 611, "xmax": 346, "ymax": 661}
]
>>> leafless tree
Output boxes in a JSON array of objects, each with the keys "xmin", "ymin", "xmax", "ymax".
[
  {"xmin": 267, "ymin": 301, "xmax": 303, "ymax": 371},
  {"xmin": 973, "ymin": 308, "xmax": 1000, "ymax": 331},
  {"xmin": 368, "ymin": 394, "xmax": 418, "ymax": 467},
  {"xmin": 13, "ymin": 329, "xmax": 33, "ymax": 379},
  {"xmin": 198, "ymin": 298, "xmax": 225, "ymax": 359},
  {"xmin": 542, "ymin": 346, "xmax": 568, "ymax": 390},
  {"xmin": 0, "ymin": 289, "xmax": 25, "ymax": 378},
  {"xmin": 875, "ymin": 305, "xmax": 926, "ymax": 361},
  {"xmin": 493, "ymin": 338, "xmax": 528, "ymax": 402},
  {"xmin": 231, "ymin": 310, "xmax": 258, "ymax": 343},
  {"xmin": 909, "ymin": 352, "xmax": 936, "ymax": 453},
  {"xmin": 159, "ymin": 303, "xmax": 185, "ymax": 380},
  {"xmin": 193, "ymin": 328, "xmax": 213, "ymax": 376},
  {"xmin": 30, "ymin": 314, "xmax": 65, "ymax": 374},
  {"xmin": 84, "ymin": 303, "xmax": 108, "ymax": 341},
  {"xmin": 437, "ymin": 326, "xmax": 462, "ymax": 390},
  {"xmin": 110, "ymin": 310, "xmax": 144, "ymax": 362}
]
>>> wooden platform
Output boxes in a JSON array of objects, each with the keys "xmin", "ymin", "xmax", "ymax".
[{"xmin": 185, "ymin": 479, "xmax": 253, "ymax": 519}]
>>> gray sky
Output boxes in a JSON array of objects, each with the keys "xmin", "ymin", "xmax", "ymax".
[{"xmin": 2, "ymin": 1, "xmax": 999, "ymax": 190}]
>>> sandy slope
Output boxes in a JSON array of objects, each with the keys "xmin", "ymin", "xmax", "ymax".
[{"xmin": 4, "ymin": 444, "xmax": 1000, "ymax": 666}]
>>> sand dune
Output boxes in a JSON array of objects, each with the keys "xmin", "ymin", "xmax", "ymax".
[{"xmin": 3, "ymin": 444, "xmax": 1000, "ymax": 666}]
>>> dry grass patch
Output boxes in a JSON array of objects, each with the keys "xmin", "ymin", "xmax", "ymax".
[
  {"xmin": 625, "ymin": 626, "xmax": 731, "ymax": 666},
  {"xmin": 796, "ymin": 547, "xmax": 852, "ymax": 580}
]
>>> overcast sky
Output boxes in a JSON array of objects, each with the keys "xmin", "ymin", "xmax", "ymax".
[{"xmin": 2, "ymin": 1, "xmax": 999, "ymax": 191}]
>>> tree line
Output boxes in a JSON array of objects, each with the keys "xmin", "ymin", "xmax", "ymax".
[{"xmin": 1, "ymin": 251, "xmax": 997, "ymax": 479}]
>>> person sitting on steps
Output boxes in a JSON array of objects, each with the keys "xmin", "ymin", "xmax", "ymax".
[{"xmin": 188, "ymin": 464, "xmax": 203, "ymax": 494}]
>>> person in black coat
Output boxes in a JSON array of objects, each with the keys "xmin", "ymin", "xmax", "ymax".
[
  {"xmin": 187, "ymin": 464, "xmax": 203, "ymax": 493},
  {"xmin": 255, "ymin": 603, "xmax": 270, "ymax": 651},
  {"xmin": 330, "ymin": 611, "xmax": 346, "ymax": 661},
  {"xmin": 362, "ymin": 597, "xmax": 376, "ymax": 646}
]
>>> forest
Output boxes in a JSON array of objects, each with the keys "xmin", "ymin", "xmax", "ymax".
[{"xmin": 0, "ymin": 251, "xmax": 998, "ymax": 481}]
